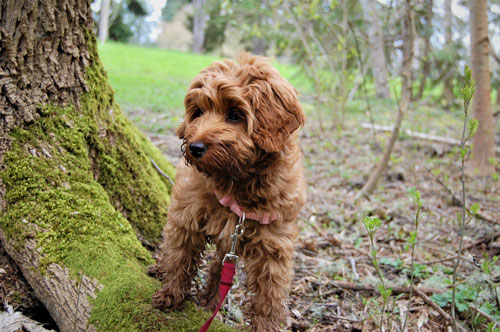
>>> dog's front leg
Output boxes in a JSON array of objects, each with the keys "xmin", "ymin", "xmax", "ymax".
[
  {"xmin": 198, "ymin": 243, "xmax": 227, "ymax": 310},
  {"xmin": 153, "ymin": 221, "xmax": 206, "ymax": 310},
  {"xmin": 243, "ymin": 236, "xmax": 294, "ymax": 332}
]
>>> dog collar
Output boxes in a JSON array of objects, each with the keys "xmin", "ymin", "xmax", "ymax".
[{"xmin": 214, "ymin": 190, "xmax": 278, "ymax": 224}]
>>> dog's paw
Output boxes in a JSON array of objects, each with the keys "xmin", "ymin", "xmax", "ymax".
[
  {"xmin": 198, "ymin": 294, "xmax": 218, "ymax": 311},
  {"xmin": 152, "ymin": 289, "xmax": 184, "ymax": 310},
  {"xmin": 251, "ymin": 315, "xmax": 282, "ymax": 332}
]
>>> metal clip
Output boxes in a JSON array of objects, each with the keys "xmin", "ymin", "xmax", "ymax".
[{"xmin": 222, "ymin": 212, "xmax": 246, "ymax": 265}]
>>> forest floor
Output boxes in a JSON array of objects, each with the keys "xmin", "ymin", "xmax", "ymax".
[
  {"xmin": 1, "ymin": 112, "xmax": 499, "ymax": 332},
  {"xmin": 146, "ymin": 116, "xmax": 500, "ymax": 332}
]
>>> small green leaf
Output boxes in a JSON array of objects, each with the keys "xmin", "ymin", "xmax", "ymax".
[
  {"xmin": 362, "ymin": 216, "xmax": 382, "ymax": 233},
  {"xmin": 408, "ymin": 231, "xmax": 417, "ymax": 245},
  {"xmin": 467, "ymin": 118, "xmax": 479, "ymax": 139},
  {"xmin": 469, "ymin": 202, "xmax": 479, "ymax": 215},
  {"xmin": 460, "ymin": 147, "xmax": 468, "ymax": 159}
]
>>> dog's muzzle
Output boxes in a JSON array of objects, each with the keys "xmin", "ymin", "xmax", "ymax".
[{"xmin": 189, "ymin": 141, "xmax": 207, "ymax": 158}]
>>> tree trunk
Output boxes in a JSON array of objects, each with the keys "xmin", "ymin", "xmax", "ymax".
[
  {"xmin": 0, "ymin": 1, "xmax": 233, "ymax": 331},
  {"xmin": 192, "ymin": 0, "xmax": 208, "ymax": 54},
  {"xmin": 467, "ymin": 0, "xmax": 495, "ymax": 176},
  {"xmin": 339, "ymin": 0, "xmax": 348, "ymax": 124},
  {"xmin": 356, "ymin": 0, "xmax": 415, "ymax": 199},
  {"xmin": 442, "ymin": 0, "xmax": 454, "ymax": 102},
  {"xmin": 360, "ymin": 0, "xmax": 391, "ymax": 99},
  {"xmin": 497, "ymin": 84, "xmax": 500, "ymax": 106},
  {"xmin": 252, "ymin": 37, "xmax": 267, "ymax": 56},
  {"xmin": 414, "ymin": 0, "xmax": 433, "ymax": 101},
  {"xmin": 98, "ymin": 0, "xmax": 111, "ymax": 44}
]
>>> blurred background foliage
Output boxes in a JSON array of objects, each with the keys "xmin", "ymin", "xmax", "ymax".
[{"xmin": 91, "ymin": 0, "xmax": 500, "ymax": 136}]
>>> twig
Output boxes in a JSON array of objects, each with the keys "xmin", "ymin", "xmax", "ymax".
[
  {"xmin": 150, "ymin": 159, "xmax": 174, "ymax": 186},
  {"xmin": 421, "ymin": 255, "xmax": 459, "ymax": 266},
  {"xmin": 411, "ymin": 286, "xmax": 468, "ymax": 332},
  {"xmin": 464, "ymin": 230, "xmax": 500, "ymax": 250},
  {"xmin": 350, "ymin": 256, "xmax": 359, "ymax": 281},
  {"xmin": 361, "ymin": 123, "xmax": 500, "ymax": 153},
  {"xmin": 313, "ymin": 302, "xmax": 338, "ymax": 307},
  {"xmin": 451, "ymin": 65, "xmax": 475, "ymax": 332},
  {"xmin": 323, "ymin": 315, "xmax": 360, "ymax": 323},
  {"xmin": 402, "ymin": 188, "xmax": 422, "ymax": 331},
  {"xmin": 331, "ymin": 280, "xmax": 445, "ymax": 296}
]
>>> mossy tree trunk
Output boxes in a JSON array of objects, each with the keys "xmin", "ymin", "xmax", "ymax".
[{"xmin": 0, "ymin": 1, "xmax": 232, "ymax": 332}]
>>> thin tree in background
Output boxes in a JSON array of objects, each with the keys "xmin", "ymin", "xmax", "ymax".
[
  {"xmin": 489, "ymin": 42, "xmax": 500, "ymax": 108},
  {"xmin": 360, "ymin": 0, "xmax": 391, "ymax": 99},
  {"xmin": 98, "ymin": 0, "xmax": 111, "ymax": 44},
  {"xmin": 356, "ymin": 0, "xmax": 415, "ymax": 199},
  {"xmin": 339, "ymin": 0, "xmax": 349, "ymax": 123},
  {"xmin": 192, "ymin": 0, "xmax": 208, "ymax": 54},
  {"xmin": 414, "ymin": 0, "xmax": 434, "ymax": 101},
  {"xmin": 468, "ymin": 0, "xmax": 495, "ymax": 176},
  {"xmin": 442, "ymin": 0, "xmax": 454, "ymax": 102}
]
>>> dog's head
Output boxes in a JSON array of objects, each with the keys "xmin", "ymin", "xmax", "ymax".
[{"xmin": 177, "ymin": 53, "xmax": 305, "ymax": 183}]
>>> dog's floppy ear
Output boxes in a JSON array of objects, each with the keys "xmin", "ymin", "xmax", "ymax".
[
  {"xmin": 251, "ymin": 77, "xmax": 305, "ymax": 152},
  {"xmin": 176, "ymin": 121, "xmax": 186, "ymax": 139}
]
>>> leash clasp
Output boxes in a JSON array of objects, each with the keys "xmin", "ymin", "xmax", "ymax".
[{"xmin": 222, "ymin": 212, "xmax": 246, "ymax": 265}]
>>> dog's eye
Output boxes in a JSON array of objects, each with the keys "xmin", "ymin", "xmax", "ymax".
[
  {"xmin": 192, "ymin": 108, "xmax": 204, "ymax": 120},
  {"xmin": 226, "ymin": 109, "xmax": 243, "ymax": 123}
]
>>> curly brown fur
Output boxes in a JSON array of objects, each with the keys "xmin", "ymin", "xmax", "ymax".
[{"xmin": 153, "ymin": 53, "xmax": 306, "ymax": 332}]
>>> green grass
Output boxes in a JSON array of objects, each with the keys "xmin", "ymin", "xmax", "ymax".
[
  {"xmin": 99, "ymin": 43, "xmax": 219, "ymax": 115},
  {"xmin": 98, "ymin": 42, "xmax": 310, "ymax": 127}
]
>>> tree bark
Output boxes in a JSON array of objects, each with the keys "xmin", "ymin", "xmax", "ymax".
[
  {"xmin": 0, "ymin": 1, "xmax": 232, "ymax": 331},
  {"xmin": 192, "ymin": 0, "xmax": 208, "ymax": 54},
  {"xmin": 467, "ymin": 0, "xmax": 495, "ymax": 176},
  {"xmin": 339, "ymin": 0, "xmax": 348, "ymax": 124},
  {"xmin": 414, "ymin": 0, "xmax": 433, "ymax": 101},
  {"xmin": 497, "ymin": 84, "xmax": 500, "ymax": 107},
  {"xmin": 360, "ymin": 0, "xmax": 391, "ymax": 99},
  {"xmin": 252, "ymin": 37, "xmax": 267, "ymax": 56},
  {"xmin": 98, "ymin": 0, "xmax": 111, "ymax": 44},
  {"xmin": 356, "ymin": 0, "xmax": 415, "ymax": 199},
  {"xmin": 442, "ymin": 0, "xmax": 454, "ymax": 102}
]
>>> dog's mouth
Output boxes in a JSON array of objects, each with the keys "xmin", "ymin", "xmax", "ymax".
[{"xmin": 181, "ymin": 138, "xmax": 248, "ymax": 181}]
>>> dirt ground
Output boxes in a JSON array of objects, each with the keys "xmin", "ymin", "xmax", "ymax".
[{"xmin": 1, "ymin": 118, "xmax": 499, "ymax": 331}]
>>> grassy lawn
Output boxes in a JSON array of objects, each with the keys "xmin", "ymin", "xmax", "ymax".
[
  {"xmin": 98, "ymin": 42, "xmax": 312, "ymax": 132},
  {"xmin": 99, "ymin": 43, "xmax": 221, "ymax": 114}
]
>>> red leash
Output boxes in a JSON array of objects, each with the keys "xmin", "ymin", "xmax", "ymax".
[
  {"xmin": 198, "ymin": 213, "xmax": 246, "ymax": 332},
  {"xmin": 198, "ymin": 262, "xmax": 236, "ymax": 332}
]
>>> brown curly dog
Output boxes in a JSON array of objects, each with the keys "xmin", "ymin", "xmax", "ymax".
[{"xmin": 152, "ymin": 53, "xmax": 306, "ymax": 332}]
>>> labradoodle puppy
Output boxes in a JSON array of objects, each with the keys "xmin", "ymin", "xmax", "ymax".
[{"xmin": 152, "ymin": 53, "xmax": 306, "ymax": 332}]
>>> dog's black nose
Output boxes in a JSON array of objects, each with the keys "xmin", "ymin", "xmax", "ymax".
[{"xmin": 189, "ymin": 142, "xmax": 207, "ymax": 158}]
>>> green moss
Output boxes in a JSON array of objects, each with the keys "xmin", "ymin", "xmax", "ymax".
[
  {"xmin": 0, "ymin": 32, "xmax": 234, "ymax": 331},
  {"xmin": 81, "ymin": 51, "xmax": 175, "ymax": 244}
]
